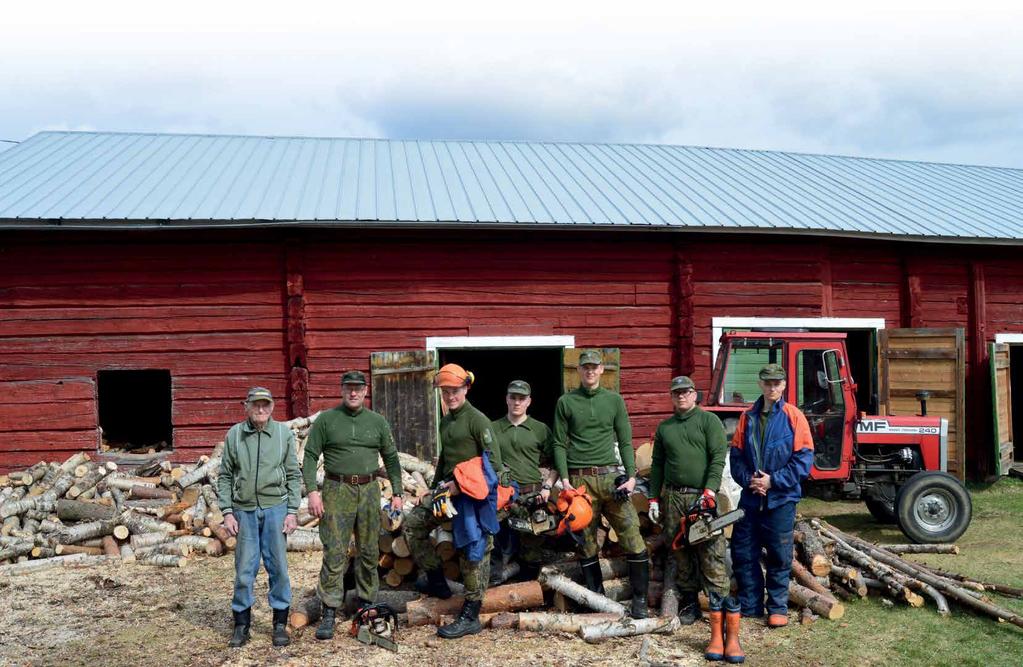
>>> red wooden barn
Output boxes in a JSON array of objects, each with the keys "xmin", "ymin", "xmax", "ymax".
[{"xmin": 1, "ymin": 131, "xmax": 1021, "ymax": 479}]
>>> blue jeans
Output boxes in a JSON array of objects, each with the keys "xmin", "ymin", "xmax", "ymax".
[
  {"xmin": 730, "ymin": 500, "xmax": 796, "ymax": 616},
  {"xmin": 232, "ymin": 502, "xmax": 292, "ymax": 612}
]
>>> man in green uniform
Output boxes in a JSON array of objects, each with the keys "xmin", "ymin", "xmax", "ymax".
[
  {"xmin": 647, "ymin": 375, "xmax": 738, "ymax": 659},
  {"xmin": 553, "ymin": 349, "xmax": 650, "ymax": 619},
  {"xmin": 491, "ymin": 380, "xmax": 557, "ymax": 581},
  {"xmin": 403, "ymin": 363, "xmax": 505, "ymax": 639},
  {"xmin": 303, "ymin": 371, "xmax": 404, "ymax": 641}
]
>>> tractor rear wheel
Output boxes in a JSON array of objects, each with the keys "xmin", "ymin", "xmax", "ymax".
[{"xmin": 895, "ymin": 472, "xmax": 972, "ymax": 544}]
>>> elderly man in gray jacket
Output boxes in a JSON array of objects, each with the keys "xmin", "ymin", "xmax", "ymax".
[{"xmin": 217, "ymin": 387, "xmax": 301, "ymax": 648}]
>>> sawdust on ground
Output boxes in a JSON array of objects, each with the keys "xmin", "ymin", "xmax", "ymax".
[{"xmin": 0, "ymin": 552, "xmax": 784, "ymax": 667}]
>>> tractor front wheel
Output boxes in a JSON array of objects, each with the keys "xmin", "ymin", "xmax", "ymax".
[{"xmin": 895, "ymin": 472, "xmax": 972, "ymax": 544}]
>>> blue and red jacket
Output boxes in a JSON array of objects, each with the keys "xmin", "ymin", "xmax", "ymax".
[{"xmin": 729, "ymin": 397, "xmax": 814, "ymax": 510}]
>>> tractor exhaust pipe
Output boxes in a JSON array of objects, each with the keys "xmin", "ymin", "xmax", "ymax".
[{"xmin": 915, "ymin": 390, "xmax": 931, "ymax": 417}]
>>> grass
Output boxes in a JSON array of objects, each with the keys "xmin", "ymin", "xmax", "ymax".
[{"xmin": 747, "ymin": 477, "xmax": 1023, "ymax": 666}]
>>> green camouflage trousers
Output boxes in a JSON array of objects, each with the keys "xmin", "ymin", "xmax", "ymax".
[
  {"xmin": 317, "ymin": 478, "xmax": 381, "ymax": 607},
  {"xmin": 403, "ymin": 500, "xmax": 493, "ymax": 602},
  {"xmin": 662, "ymin": 488, "xmax": 729, "ymax": 599},
  {"xmin": 573, "ymin": 472, "xmax": 646, "ymax": 558}
]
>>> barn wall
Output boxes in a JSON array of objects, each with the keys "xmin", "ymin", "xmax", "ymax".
[
  {"xmin": 301, "ymin": 234, "xmax": 675, "ymax": 443},
  {"xmin": 1, "ymin": 230, "xmax": 1021, "ymax": 477},
  {"xmin": 0, "ymin": 237, "xmax": 287, "ymax": 468}
]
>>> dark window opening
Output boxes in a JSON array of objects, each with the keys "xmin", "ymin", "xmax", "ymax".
[
  {"xmin": 1011, "ymin": 345, "xmax": 1023, "ymax": 462},
  {"xmin": 97, "ymin": 370, "xmax": 173, "ymax": 452},
  {"xmin": 437, "ymin": 348, "xmax": 564, "ymax": 426}
]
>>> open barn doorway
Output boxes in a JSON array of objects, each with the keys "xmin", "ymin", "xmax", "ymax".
[
  {"xmin": 712, "ymin": 317, "xmax": 885, "ymax": 414},
  {"xmin": 428, "ymin": 336, "xmax": 575, "ymax": 425}
]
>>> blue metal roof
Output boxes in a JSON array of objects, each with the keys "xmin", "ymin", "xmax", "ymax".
[{"xmin": 1, "ymin": 130, "xmax": 1021, "ymax": 243}]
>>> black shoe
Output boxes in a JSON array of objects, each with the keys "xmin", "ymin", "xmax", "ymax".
[
  {"xmin": 315, "ymin": 605, "xmax": 336, "ymax": 640},
  {"xmin": 677, "ymin": 595, "xmax": 702, "ymax": 626},
  {"xmin": 437, "ymin": 600, "xmax": 483, "ymax": 639},
  {"xmin": 228, "ymin": 608, "xmax": 251, "ymax": 648},
  {"xmin": 627, "ymin": 552, "xmax": 650, "ymax": 619},
  {"xmin": 580, "ymin": 556, "xmax": 605, "ymax": 596},
  {"xmin": 272, "ymin": 608, "xmax": 290, "ymax": 647},
  {"xmin": 416, "ymin": 568, "xmax": 453, "ymax": 600}
]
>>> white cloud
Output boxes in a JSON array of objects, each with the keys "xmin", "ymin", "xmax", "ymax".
[{"xmin": 2, "ymin": 1, "xmax": 1022, "ymax": 167}]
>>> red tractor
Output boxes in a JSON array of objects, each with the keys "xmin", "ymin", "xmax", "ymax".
[{"xmin": 704, "ymin": 331, "xmax": 972, "ymax": 543}]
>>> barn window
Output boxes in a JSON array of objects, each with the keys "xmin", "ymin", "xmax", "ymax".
[{"xmin": 97, "ymin": 370, "xmax": 173, "ymax": 452}]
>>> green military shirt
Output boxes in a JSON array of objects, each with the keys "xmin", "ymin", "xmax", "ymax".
[
  {"xmin": 436, "ymin": 400, "xmax": 502, "ymax": 481},
  {"xmin": 552, "ymin": 386, "xmax": 635, "ymax": 479},
  {"xmin": 491, "ymin": 415, "xmax": 552, "ymax": 485},
  {"xmin": 302, "ymin": 405, "xmax": 402, "ymax": 494},
  {"xmin": 648, "ymin": 405, "xmax": 727, "ymax": 498}
]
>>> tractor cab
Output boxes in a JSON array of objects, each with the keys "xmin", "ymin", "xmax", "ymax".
[{"xmin": 705, "ymin": 331, "xmax": 858, "ymax": 480}]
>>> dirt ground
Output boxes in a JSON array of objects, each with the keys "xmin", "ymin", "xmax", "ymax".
[{"xmin": 0, "ymin": 551, "xmax": 785, "ymax": 667}]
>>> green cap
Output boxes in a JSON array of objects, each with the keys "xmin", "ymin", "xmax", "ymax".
[
  {"xmin": 578, "ymin": 349, "xmax": 602, "ymax": 366},
  {"xmin": 507, "ymin": 380, "xmax": 531, "ymax": 396},
  {"xmin": 759, "ymin": 364, "xmax": 786, "ymax": 381},
  {"xmin": 340, "ymin": 370, "xmax": 368, "ymax": 386},
  {"xmin": 246, "ymin": 387, "xmax": 273, "ymax": 403},
  {"xmin": 669, "ymin": 376, "xmax": 695, "ymax": 392}
]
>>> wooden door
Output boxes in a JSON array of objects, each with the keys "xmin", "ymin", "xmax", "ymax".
[
  {"xmin": 562, "ymin": 348, "xmax": 620, "ymax": 393},
  {"xmin": 879, "ymin": 328, "xmax": 965, "ymax": 480},
  {"xmin": 370, "ymin": 351, "xmax": 438, "ymax": 461},
  {"xmin": 990, "ymin": 343, "xmax": 1013, "ymax": 476}
]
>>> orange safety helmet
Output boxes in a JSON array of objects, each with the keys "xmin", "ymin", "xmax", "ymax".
[
  {"xmin": 554, "ymin": 487, "xmax": 593, "ymax": 536},
  {"xmin": 434, "ymin": 363, "xmax": 475, "ymax": 388}
]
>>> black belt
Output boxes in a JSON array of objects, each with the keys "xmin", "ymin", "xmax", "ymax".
[
  {"xmin": 325, "ymin": 472, "xmax": 373, "ymax": 485},
  {"xmin": 666, "ymin": 485, "xmax": 703, "ymax": 494},
  {"xmin": 569, "ymin": 466, "xmax": 618, "ymax": 476}
]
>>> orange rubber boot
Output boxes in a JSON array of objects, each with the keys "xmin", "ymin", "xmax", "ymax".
[
  {"xmin": 723, "ymin": 610, "xmax": 745, "ymax": 664},
  {"xmin": 704, "ymin": 610, "xmax": 724, "ymax": 661},
  {"xmin": 767, "ymin": 613, "xmax": 789, "ymax": 628}
]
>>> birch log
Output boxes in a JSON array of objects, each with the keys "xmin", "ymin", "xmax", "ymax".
[
  {"xmin": 517, "ymin": 612, "xmax": 623, "ymax": 633},
  {"xmin": 579, "ymin": 616, "xmax": 680, "ymax": 642},
  {"xmin": 538, "ymin": 569, "xmax": 627, "ymax": 616}
]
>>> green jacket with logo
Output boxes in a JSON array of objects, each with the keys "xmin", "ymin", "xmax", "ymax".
[
  {"xmin": 552, "ymin": 386, "xmax": 635, "ymax": 479},
  {"xmin": 492, "ymin": 415, "xmax": 552, "ymax": 485},
  {"xmin": 648, "ymin": 405, "xmax": 727, "ymax": 498},
  {"xmin": 217, "ymin": 418, "xmax": 301, "ymax": 515},
  {"xmin": 436, "ymin": 400, "xmax": 504, "ymax": 483},
  {"xmin": 302, "ymin": 405, "xmax": 403, "ymax": 493}
]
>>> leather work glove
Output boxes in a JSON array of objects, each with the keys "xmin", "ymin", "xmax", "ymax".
[{"xmin": 648, "ymin": 499, "xmax": 661, "ymax": 523}]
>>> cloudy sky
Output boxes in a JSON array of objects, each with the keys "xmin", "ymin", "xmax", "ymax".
[{"xmin": 3, "ymin": 1, "xmax": 1022, "ymax": 167}]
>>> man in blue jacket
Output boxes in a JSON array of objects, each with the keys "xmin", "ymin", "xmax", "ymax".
[{"xmin": 729, "ymin": 364, "xmax": 814, "ymax": 628}]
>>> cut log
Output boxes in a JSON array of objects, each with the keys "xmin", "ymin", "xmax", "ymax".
[
  {"xmin": 379, "ymin": 533, "xmax": 394, "ymax": 554},
  {"xmin": 54, "ymin": 544, "xmax": 103, "ymax": 556},
  {"xmin": 517, "ymin": 612, "xmax": 623, "ymax": 633},
  {"xmin": 286, "ymin": 531, "xmax": 323, "ymax": 551},
  {"xmin": 538, "ymin": 569, "xmax": 627, "ymax": 616},
  {"xmin": 119, "ymin": 510, "xmax": 175, "ymax": 535},
  {"xmin": 1, "ymin": 497, "xmax": 56, "ymax": 519},
  {"xmin": 208, "ymin": 522, "xmax": 237, "ymax": 550},
  {"xmin": 59, "ymin": 452, "xmax": 91, "ymax": 475},
  {"xmin": 794, "ymin": 519, "xmax": 831, "ymax": 576},
  {"xmin": 579, "ymin": 615, "xmax": 680, "ymax": 642},
  {"xmin": 176, "ymin": 457, "xmax": 221, "ymax": 489},
  {"xmin": 137, "ymin": 553, "xmax": 188, "ymax": 567},
  {"xmin": 406, "ymin": 580, "xmax": 544, "ymax": 626},
  {"xmin": 442, "ymin": 560, "xmax": 461, "ymax": 581},
  {"xmin": 391, "ymin": 535, "xmax": 411, "ymax": 558},
  {"xmin": 384, "ymin": 570, "xmax": 404, "ymax": 587},
  {"xmin": 119, "ymin": 543, "xmax": 136, "ymax": 563},
  {"xmin": 176, "ymin": 535, "xmax": 224, "ymax": 556},
  {"xmin": 788, "ymin": 581, "xmax": 844, "ymax": 620},
  {"xmin": 57, "ymin": 519, "xmax": 117, "ymax": 544},
  {"xmin": 67, "ymin": 465, "xmax": 115, "ymax": 499},
  {"xmin": 128, "ymin": 485, "xmax": 175, "ymax": 500},
  {"xmin": 393, "ymin": 557, "xmax": 416, "ymax": 576},
  {"xmin": 877, "ymin": 544, "xmax": 960, "ymax": 555},
  {"xmin": 40, "ymin": 473, "xmax": 76, "ymax": 503},
  {"xmin": 56, "ymin": 499, "xmax": 117, "ymax": 523},
  {"xmin": 397, "ymin": 452, "xmax": 435, "ymax": 480},
  {"xmin": 791, "ymin": 553, "xmax": 834, "ymax": 597},
  {"xmin": 101, "ymin": 535, "xmax": 120, "ymax": 557}
]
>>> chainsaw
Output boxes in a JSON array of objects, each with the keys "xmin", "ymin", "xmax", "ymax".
[
  {"xmin": 350, "ymin": 603, "xmax": 399, "ymax": 652},
  {"xmin": 507, "ymin": 494, "xmax": 556, "ymax": 535},
  {"xmin": 671, "ymin": 495, "xmax": 745, "ymax": 549}
]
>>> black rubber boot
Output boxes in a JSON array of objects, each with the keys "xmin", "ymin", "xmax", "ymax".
[
  {"xmin": 315, "ymin": 605, "xmax": 336, "ymax": 640},
  {"xmin": 272, "ymin": 607, "xmax": 290, "ymax": 647},
  {"xmin": 678, "ymin": 592, "xmax": 702, "ymax": 625},
  {"xmin": 580, "ymin": 556, "xmax": 605, "ymax": 596},
  {"xmin": 627, "ymin": 552, "xmax": 650, "ymax": 619},
  {"xmin": 437, "ymin": 599, "xmax": 483, "ymax": 639},
  {"xmin": 415, "ymin": 568, "xmax": 454, "ymax": 599},
  {"xmin": 228, "ymin": 608, "xmax": 251, "ymax": 648}
]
